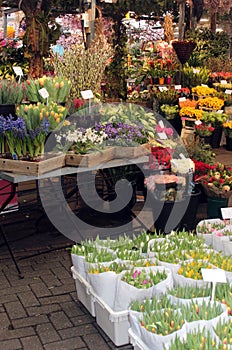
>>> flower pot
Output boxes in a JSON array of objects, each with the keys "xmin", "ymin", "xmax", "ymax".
[
  {"xmin": 199, "ymin": 135, "xmax": 212, "ymax": 145},
  {"xmin": 158, "ymin": 77, "xmax": 165, "ymax": 85},
  {"xmin": 180, "ymin": 188, "xmax": 201, "ymax": 231},
  {"xmin": 210, "ymin": 126, "xmax": 222, "ymax": 149},
  {"xmin": 226, "ymin": 136, "xmax": 232, "ymax": 151},
  {"xmin": 165, "ymin": 76, "xmax": 172, "ymax": 85},
  {"xmin": 207, "ymin": 196, "xmax": 228, "ymax": 219}
]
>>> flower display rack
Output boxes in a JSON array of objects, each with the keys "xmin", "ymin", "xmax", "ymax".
[
  {"xmin": 0, "ymin": 153, "xmax": 65, "ymax": 176},
  {"xmin": 65, "ymin": 147, "xmax": 114, "ymax": 168}
]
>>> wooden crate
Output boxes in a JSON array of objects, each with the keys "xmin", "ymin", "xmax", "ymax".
[
  {"xmin": 0, "ymin": 153, "xmax": 65, "ymax": 176},
  {"xmin": 65, "ymin": 147, "xmax": 114, "ymax": 168},
  {"xmin": 113, "ymin": 143, "xmax": 151, "ymax": 159}
]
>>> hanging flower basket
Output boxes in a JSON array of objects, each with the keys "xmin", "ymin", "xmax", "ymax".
[{"xmin": 172, "ymin": 41, "xmax": 196, "ymax": 65}]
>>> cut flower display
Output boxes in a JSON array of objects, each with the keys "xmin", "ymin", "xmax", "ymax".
[
  {"xmin": 121, "ymin": 268, "xmax": 167, "ymax": 289},
  {"xmin": 195, "ymin": 123, "xmax": 215, "ymax": 137}
]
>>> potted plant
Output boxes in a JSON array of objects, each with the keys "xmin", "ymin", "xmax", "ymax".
[
  {"xmin": 200, "ymin": 111, "xmax": 228, "ymax": 148},
  {"xmin": 0, "ymin": 80, "xmax": 24, "ymax": 118},
  {"xmin": 195, "ymin": 123, "xmax": 215, "ymax": 145}
]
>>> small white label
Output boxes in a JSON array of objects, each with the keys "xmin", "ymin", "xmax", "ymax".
[
  {"xmin": 158, "ymin": 86, "xmax": 168, "ymax": 92},
  {"xmin": 179, "ymin": 153, "xmax": 186, "ymax": 159},
  {"xmin": 81, "ymin": 90, "xmax": 94, "ymax": 99},
  {"xmin": 13, "ymin": 66, "xmax": 23, "ymax": 76},
  {"xmin": 179, "ymin": 97, "xmax": 186, "ymax": 102},
  {"xmin": 201, "ymin": 84, "xmax": 208, "ymax": 87},
  {"xmin": 159, "ymin": 120, "xmax": 165, "ymax": 128},
  {"xmin": 221, "ymin": 207, "xmax": 232, "ymax": 219},
  {"xmin": 193, "ymin": 68, "xmax": 200, "ymax": 74},
  {"xmin": 38, "ymin": 88, "xmax": 49, "ymax": 99},
  {"xmin": 157, "ymin": 132, "xmax": 167, "ymax": 140},
  {"xmin": 175, "ymin": 85, "xmax": 182, "ymax": 90},
  {"xmin": 202, "ymin": 268, "xmax": 227, "ymax": 283},
  {"xmin": 220, "ymin": 80, "xmax": 227, "ymax": 85},
  {"xmin": 225, "ymin": 89, "xmax": 232, "ymax": 95},
  {"xmin": 216, "ymin": 110, "xmax": 224, "ymax": 114},
  {"xmin": 195, "ymin": 120, "xmax": 202, "ymax": 125}
]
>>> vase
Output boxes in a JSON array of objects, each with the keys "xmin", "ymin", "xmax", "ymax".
[
  {"xmin": 165, "ymin": 76, "xmax": 172, "ymax": 85},
  {"xmin": 210, "ymin": 126, "xmax": 223, "ymax": 149},
  {"xmin": 199, "ymin": 135, "xmax": 212, "ymax": 145},
  {"xmin": 158, "ymin": 77, "xmax": 165, "ymax": 85},
  {"xmin": 225, "ymin": 136, "xmax": 232, "ymax": 151},
  {"xmin": 0, "ymin": 104, "xmax": 16, "ymax": 119},
  {"xmin": 207, "ymin": 196, "xmax": 228, "ymax": 219}
]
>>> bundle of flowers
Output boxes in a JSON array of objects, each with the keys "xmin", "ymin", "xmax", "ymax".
[
  {"xmin": 197, "ymin": 97, "xmax": 224, "ymax": 111},
  {"xmin": 154, "ymin": 88, "xmax": 179, "ymax": 106},
  {"xmin": 95, "ymin": 122, "xmax": 148, "ymax": 146},
  {"xmin": 16, "ymin": 102, "xmax": 68, "ymax": 131},
  {"xmin": 24, "ymin": 75, "xmax": 71, "ymax": 103},
  {"xmin": 215, "ymin": 283, "xmax": 232, "ymax": 315},
  {"xmin": 170, "ymin": 158, "xmax": 195, "ymax": 174},
  {"xmin": 148, "ymin": 146, "xmax": 174, "ymax": 170},
  {"xmin": 127, "ymin": 89, "xmax": 152, "ymax": 102},
  {"xmin": 121, "ymin": 268, "xmax": 168, "ymax": 289},
  {"xmin": 195, "ymin": 123, "xmax": 215, "ymax": 137},
  {"xmin": 177, "ymin": 260, "xmax": 213, "ymax": 280},
  {"xmin": 160, "ymin": 104, "xmax": 179, "ymax": 119},
  {"xmin": 214, "ymin": 318, "xmax": 232, "ymax": 348},
  {"xmin": 0, "ymin": 115, "xmax": 49, "ymax": 159},
  {"xmin": 178, "ymin": 99, "xmax": 198, "ymax": 108},
  {"xmin": 196, "ymin": 219, "xmax": 226, "ymax": 235},
  {"xmin": 192, "ymin": 86, "xmax": 217, "ymax": 97},
  {"xmin": 223, "ymin": 121, "xmax": 232, "ymax": 138},
  {"xmin": 200, "ymin": 163, "xmax": 232, "ymax": 198},
  {"xmin": 130, "ymin": 294, "xmax": 172, "ymax": 313},
  {"xmin": 55, "ymin": 127, "xmax": 107, "ymax": 154},
  {"xmin": 179, "ymin": 106, "xmax": 203, "ymax": 120},
  {"xmin": 0, "ymin": 80, "xmax": 24, "ymax": 104},
  {"xmin": 200, "ymin": 111, "xmax": 227, "ymax": 127},
  {"xmin": 167, "ymin": 285, "xmax": 211, "ymax": 301}
]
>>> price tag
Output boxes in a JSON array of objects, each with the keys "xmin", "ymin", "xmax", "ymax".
[
  {"xmin": 81, "ymin": 90, "xmax": 94, "ymax": 99},
  {"xmin": 202, "ymin": 268, "xmax": 227, "ymax": 301},
  {"xmin": 201, "ymin": 84, "xmax": 208, "ymax": 87},
  {"xmin": 158, "ymin": 86, "xmax": 168, "ymax": 92},
  {"xmin": 202, "ymin": 268, "xmax": 227, "ymax": 283},
  {"xmin": 179, "ymin": 153, "xmax": 186, "ymax": 159},
  {"xmin": 175, "ymin": 85, "xmax": 182, "ymax": 90},
  {"xmin": 221, "ymin": 207, "xmax": 232, "ymax": 220},
  {"xmin": 38, "ymin": 88, "xmax": 49, "ymax": 99},
  {"xmin": 195, "ymin": 120, "xmax": 202, "ymax": 125},
  {"xmin": 159, "ymin": 120, "xmax": 165, "ymax": 128},
  {"xmin": 157, "ymin": 132, "xmax": 167, "ymax": 140},
  {"xmin": 216, "ymin": 110, "xmax": 224, "ymax": 114},
  {"xmin": 13, "ymin": 66, "xmax": 23, "ymax": 76},
  {"xmin": 179, "ymin": 97, "xmax": 186, "ymax": 102},
  {"xmin": 225, "ymin": 89, "xmax": 232, "ymax": 95},
  {"xmin": 220, "ymin": 80, "xmax": 227, "ymax": 85},
  {"xmin": 193, "ymin": 68, "xmax": 200, "ymax": 74}
]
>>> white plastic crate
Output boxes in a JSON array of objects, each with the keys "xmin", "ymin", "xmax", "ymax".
[
  {"xmin": 71, "ymin": 266, "xmax": 96, "ymax": 317},
  {"xmin": 94, "ymin": 293, "xmax": 130, "ymax": 346},
  {"xmin": 128, "ymin": 328, "xmax": 150, "ymax": 350}
]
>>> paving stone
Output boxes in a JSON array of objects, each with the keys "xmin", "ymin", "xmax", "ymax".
[
  {"xmin": 0, "ymin": 294, "xmax": 18, "ymax": 304},
  {"xmin": 17, "ymin": 291, "xmax": 40, "ymax": 308},
  {"xmin": 39, "ymin": 294, "xmax": 72, "ymax": 305},
  {"xmin": 4, "ymin": 301, "xmax": 27, "ymax": 320},
  {"xmin": 0, "ymin": 327, "xmax": 35, "ymax": 341},
  {"xmin": 0, "ymin": 312, "xmax": 11, "ymax": 329},
  {"xmin": 50, "ymin": 283, "xmax": 76, "ymax": 295},
  {"xmin": 12, "ymin": 315, "xmax": 49, "ymax": 329},
  {"xmin": 0, "ymin": 286, "xmax": 30, "ymax": 297},
  {"xmin": 36, "ymin": 323, "xmax": 60, "ymax": 344},
  {"xmin": 69, "ymin": 314, "xmax": 95, "ymax": 327},
  {"xmin": 20, "ymin": 335, "xmax": 43, "ymax": 350},
  {"xmin": 40, "ymin": 275, "xmax": 62, "ymax": 289},
  {"xmin": 26, "ymin": 303, "xmax": 61, "ymax": 317},
  {"xmin": 0, "ymin": 338, "xmax": 22, "ymax": 350},
  {"xmin": 30, "ymin": 281, "xmax": 52, "ymax": 298},
  {"xmin": 49, "ymin": 311, "xmax": 73, "ymax": 330},
  {"xmin": 59, "ymin": 324, "xmax": 98, "ymax": 339},
  {"xmin": 51, "ymin": 266, "xmax": 72, "ymax": 279},
  {"xmin": 83, "ymin": 333, "xmax": 111, "ymax": 350},
  {"xmin": 61, "ymin": 301, "xmax": 85, "ymax": 318},
  {"xmin": 43, "ymin": 337, "xmax": 86, "ymax": 350}
]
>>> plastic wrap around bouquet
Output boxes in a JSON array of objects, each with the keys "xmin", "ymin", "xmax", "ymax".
[{"xmin": 114, "ymin": 266, "xmax": 173, "ymax": 311}]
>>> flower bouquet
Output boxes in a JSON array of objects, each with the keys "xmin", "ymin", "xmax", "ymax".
[
  {"xmin": 195, "ymin": 124, "xmax": 215, "ymax": 137},
  {"xmin": 174, "ymin": 260, "xmax": 213, "ymax": 288},
  {"xmin": 0, "ymin": 80, "xmax": 24, "ymax": 105},
  {"xmin": 197, "ymin": 97, "xmax": 224, "ymax": 111},
  {"xmin": 160, "ymin": 104, "xmax": 179, "ymax": 120},
  {"xmin": 24, "ymin": 75, "xmax": 71, "ymax": 103},
  {"xmin": 167, "ymin": 285, "xmax": 211, "ymax": 306}
]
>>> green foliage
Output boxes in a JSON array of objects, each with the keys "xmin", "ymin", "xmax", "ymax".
[
  {"xmin": 186, "ymin": 28, "xmax": 230, "ymax": 67},
  {"xmin": 185, "ymin": 136, "xmax": 215, "ymax": 164},
  {"xmin": 182, "ymin": 64, "xmax": 210, "ymax": 89}
]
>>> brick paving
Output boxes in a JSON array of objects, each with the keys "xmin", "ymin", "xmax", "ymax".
[{"xmin": 0, "ymin": 146, "xmax": 230, "ymax": 350}]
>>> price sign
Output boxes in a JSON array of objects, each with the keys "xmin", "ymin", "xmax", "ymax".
[
  {"xmin": 202, "ymin": 268, "xmax": 227, "ymax": 301},
  {"xmin": 216, "ymin": 110, "xmax": 224, "ymax": 114},
  {"xmin": 179, "ymin": 153, "xmax": 186, "ymax": 159},
  {"xmin": 13, "ymin": 66, "xmax": 23, "ymax": 76},
  {"xmin": 221, "ymin": 207, "xmax": 232, "ymax": 220},
  {"xmin": 225, "ymin": 89, "xmax": 232, "ymax": 95},
  {"xmin": 220, "ymin": 80, "xmax": 227, "ymax": 85},
  {"xmin": 157, "ymin": 132, "xmax": 167, "ymax": 140},
  {"xmin": 179, "ymin": 97, "xmax": 186, "ymax": 102},
  {"xmin": 175, "ymin": 85, "xmax": 182, "ymax": 90},
  {"xmin": 81, "ymin": 90, "xmax": 94, "ymax": 99},
  {"xmin": 195, "ymin": 120, "xmax": 202, "ymax": 125},
  {"xmin": 201, "ymin": 84, "xmax": 208, "ymax": 87},
  {"xmin": 39, "ymin": 88, "xmax": 49, "ymax": 99},
  {"xmin": 193, "ymin": 68, "xmax": 200, "ymax": 74},
  {"xmin": 158, "ymin": 86, "xmax": 168, "ymax": 92}
]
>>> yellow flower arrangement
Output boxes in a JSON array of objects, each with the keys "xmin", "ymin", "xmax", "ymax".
[
  {"xmin": 223, "ymin": 120, "xmax": 232, "ymax": 138},
  {"xmin": 197, "ymin": 97, "xmax": 224, "ymax": 110},
  {"xmin": 178, "ymin": 260, "xmax": 213, "ymax": 280},
  {"xmin": 179, "ymin": 106, "xmax": 203, "ymax": 120},
  {"xmin": 192, "ymin": 86, "xmax": 217, "ymax": 97}
]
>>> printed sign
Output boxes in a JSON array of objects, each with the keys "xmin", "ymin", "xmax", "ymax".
[
  {"xmin": 81, "ymin": 90, "xmax": 94, "ymax": 99},
  {"xmin": 13, "ymin": 66, "xmax": 23, "ymax": 76},
  {"xmin": 38, "ymin": 88, "xmax": 49, "ymax": 99}
]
